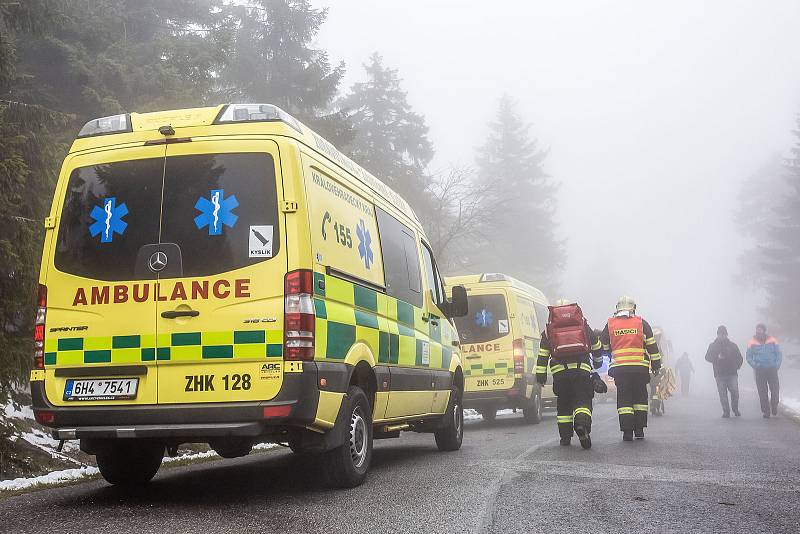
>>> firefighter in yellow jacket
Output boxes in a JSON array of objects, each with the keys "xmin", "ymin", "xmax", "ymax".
[{"xmin": 600, "ymin": 296, "xmax": 662, "ymax": 441}]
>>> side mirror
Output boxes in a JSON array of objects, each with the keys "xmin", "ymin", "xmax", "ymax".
[{"xmin": 445, "ymin": 285, "xmax": 468, "ymax": 318}]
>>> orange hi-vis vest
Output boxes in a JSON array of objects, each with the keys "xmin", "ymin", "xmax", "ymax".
[{"xmin": 608, "ymin": 315, "xmax": 650, "ymax": 369}]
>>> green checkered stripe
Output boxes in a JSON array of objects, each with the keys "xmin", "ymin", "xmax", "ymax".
[
  {"xmin": 464, "ymin": 361, "xmax": 512, "ymax": 377},
  {"xmin": 313, "ymin": 272, "xmax": 456, "ymax": 369},
  {"xmin": 43, "ymin": 330, "xmax": 282, "ymax": 366},
  {"xmin": 526, "ymin": 338, "xmax": 541, "ymax": 373}
]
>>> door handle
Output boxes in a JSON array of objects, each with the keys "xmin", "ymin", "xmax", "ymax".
[
  {"xmin": 466, "ymin": 355, "xmax": 480, "ymax": 360},
  {"xmin": 161, "ymin": 310, "xmax": 199, "ymax": 319},
  {"xmin": 421, "ymin": 313, "xmax": 430, "ymax": 323}
]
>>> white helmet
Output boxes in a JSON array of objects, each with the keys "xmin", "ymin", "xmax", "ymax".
[
  {"xmin": 554, "ymin": 299, "xmax": 571, "ymax": 306},
  {"xmin": 615, "ymin": 295, "xmax": 636, "ymax": 314}
]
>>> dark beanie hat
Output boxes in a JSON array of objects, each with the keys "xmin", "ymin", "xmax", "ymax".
[{"xmin": 717, "ymin": 325, "xmax": 728, "ymax": 336}]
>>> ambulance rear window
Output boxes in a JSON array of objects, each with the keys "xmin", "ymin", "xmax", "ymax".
[
  {"xmin": 453, "ymin": 293, "xmax": 509, "ymax": 343},
  {"xmin": 160, "ymin": 152, "xmax": 280, "ymax": 278},
  {"xmin": 55, "ymin": 158, "xmax": 164, "ymax": 281},
  {"xmin": 54, "ymin": 152, "xmax": 280, "ymax": 281}
]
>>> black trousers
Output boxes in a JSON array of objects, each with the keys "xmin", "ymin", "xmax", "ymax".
[
  {"xmin": 754, "ymin": 368, "xmax": 780, "ymax": 415},
  {"xmin": 553, "ymin": 371, "xmax": 594, "ymax": 439},
  {"xmin": 613, "ymin": 368, "xmax": 650, "ymax": 431}
]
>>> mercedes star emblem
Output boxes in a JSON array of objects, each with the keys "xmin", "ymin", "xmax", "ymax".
[{"xmin": 148, "ymin": 251, "xmax": 168, "ymax": 272}]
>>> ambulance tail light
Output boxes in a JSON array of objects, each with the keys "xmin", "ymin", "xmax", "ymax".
[
  {"xmin": 34, "ymin": 284, "xmax": 47, "ymax": 370},
  {"xmin": 284, "ymin": 270, "xmax": 315, "ymax": 361},
  {"xmin": 513, "ymin": 338, "xmax": 525, "ymax": 374}
]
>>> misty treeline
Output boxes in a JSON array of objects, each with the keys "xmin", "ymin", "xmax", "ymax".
[
  {"xmin": 737, "ymin": 117, "xmax": 800, "ymax": 345},
  {"xmin": 0, "ymin": 1, "xmax": 561, "ymax": 437}
]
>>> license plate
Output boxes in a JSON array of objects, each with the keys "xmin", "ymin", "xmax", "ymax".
[{"xmin": 64, "ymin": 378, "xmax": 139, "ymax": 401}]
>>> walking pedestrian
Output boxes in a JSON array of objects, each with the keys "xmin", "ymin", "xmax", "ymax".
[
  {"xmin": 746, "ymin": 324, "xmax": 782, "ymax": 418},
  {"xmin": 674, "ymin": 352, "xmax": 694, "ymax": 396},
  {"xmin": 704, "ymin": 326, "xmax": 743, "ymax": 418}
]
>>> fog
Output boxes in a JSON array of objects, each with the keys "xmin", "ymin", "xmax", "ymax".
[{"xmin": 317, "ymin": 0, "xmax": 800, "ymax": 364}]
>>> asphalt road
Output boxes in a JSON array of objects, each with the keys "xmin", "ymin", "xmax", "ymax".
[{"xmin": 2, "ymin": 388, "xmax": 799, "ymax": 534}]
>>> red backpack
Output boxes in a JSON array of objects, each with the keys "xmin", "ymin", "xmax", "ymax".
[{"xmin": 546, "ymin": 303, "xmax": 590, "ymax": 360}]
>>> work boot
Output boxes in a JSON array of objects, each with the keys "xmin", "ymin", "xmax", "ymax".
[
  {"xmin": 623, "ymin": 430, "xmax": 633, "ymax": 442},
  {"xmin": 763, "ymin": 413, "xmax": 770, "ymax": 419},
  {"xmin": 575, "ymin": 425, "xmax": 592, "ymax": 450},
  {"xmin": 733, "ymin": 410, "xmax": 741, "ymax": 417},
  {"xmin": 772, "ymin": 407, "xmax": 778, "ymax": 416},
  {"xmin": 722, "ymin": 413, "xmax": 730, "ymax": 418},
  {"xmin": 634, "ymin": 428, "xmax": 645, "ymax": 440},
  {"xmin": 560, "ymin": 437, "xmax": 572, "ymax": 446}
]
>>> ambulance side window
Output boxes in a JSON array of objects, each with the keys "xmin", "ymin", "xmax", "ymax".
[
  {"xmin": 420, "ymin": 241, "xmax": 445, "ymax": 311},
  {"xmin": 534, "ymin": 302, "xmax": 549, "ymax": 332},
  {"xmin": 376, "ymin": 208, "xmax": 422, "ymax": 307}
]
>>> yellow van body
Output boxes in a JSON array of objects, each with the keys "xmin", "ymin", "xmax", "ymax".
[
  {"xmin": 445, "ymin": 273, "xmax": 554, "ymax": 422},
  {"xmin": 31, "ymin": 104, "xmax": 465, "ymax": 487}
]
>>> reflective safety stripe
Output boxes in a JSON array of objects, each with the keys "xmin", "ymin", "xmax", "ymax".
[
  {"xmin": 538, "ymin": 349, "xmax": 551, "ymax": 357},
  {"xmin": 574, "ymin": 407, "xmax": 592, "ymax": 417},
  {"xmin": 645, "ymin": 337, "xmax": 656, "ymax": 345},
  {"xmin": 591, "ymin": 340, "xmax": 602, "ymax": 350},
  {"xmin": 557, "ymin": 415, "xmax": 574, "ymax": 423},
  {"xmin": 602, "ymin": 343, "xmax": 611, "ymax": 351},
  {"xmin": 650, "ymin": 352, "xmax": 662, "ymax": 361},
  {"xmin": 534, "ymin": 366, "xmax": 548, "ymax": 373},
  {"xmin": 617, "ymin": 407, "xmax": 634, "ymax": 415},
  {"xmin": 633, "ymin": 403, "xmax": 649, "ymax": 411},
  {"xmin": 551, "ymin": 361, "xmax": 593, "ymax": 373},
  {"xmin": 610, "ymin": 361, "xmax": 651, "ymax": 368},
  {"xmin": 614, "ymin": 348, "xmax": 647, "ymax": 356}
]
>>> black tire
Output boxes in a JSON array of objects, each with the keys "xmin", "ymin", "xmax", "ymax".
[
  {"xmin": 96, "ymin": 440, "xmax": 163, "ymax": 486},
  {"xmin": 479, "ymin": 408, "xmax": 497, "ymax": 422},
  {"xmin": 321, "ymin": 385, "xmax": 372, "ymax": 488},
  {"xmin": 435, "ymin": 386, "xmax": 464, "ymax": 451},
  {"xmin": 523, "ymin": 391, "xmax": 542, "ymax": 424}
]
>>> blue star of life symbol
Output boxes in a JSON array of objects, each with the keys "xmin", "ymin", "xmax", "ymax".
[
  {"xmin": 194, "ymin": 189, "xmax": 238, "ymax": 235},
  {"xmin": 475, "ymin": 308, "xmax": 493, "ymax": 327},
  {"xmin": 356, "ymin": 219, "xmax": 373, "ymax": 269},
  {"xmin": 89, "ymin": 197, "xmax": 128, "ymax": 243}
]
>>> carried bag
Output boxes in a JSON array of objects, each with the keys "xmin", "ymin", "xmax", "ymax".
[{"xmin": 546, "ymin": 303, "xmax": 591, "ymax": 360}]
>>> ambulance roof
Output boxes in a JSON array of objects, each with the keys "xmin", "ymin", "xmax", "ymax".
[
  {"xmin": 70, "ymin": 103, "xmax": 415, "ymax": 220},
  {"xmin": 445, "ymin": 273, "xmax": 547, "ymax": 302}
]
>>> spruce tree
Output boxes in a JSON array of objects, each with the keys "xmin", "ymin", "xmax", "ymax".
[
  {"xmin": 470, "ymin": 96, "xmax": 563, "ymax": 293},
  {"xmin": 340, "ymin": 53, "xmax": 434, "ymax": 214},
  {"xmin": 757, "ymin": 116, "xmax": 800, "ymax": 339},
  {"xmin": 220, "ymin": 0, "xmax": 351, "ymax": 144},
  {"xmin": 11, "ymin": 0, "xmax": 229, "ymax": 119},
  {"xmin": 0, "ymin": 0, "xmax": 72, "ymax": 474}
]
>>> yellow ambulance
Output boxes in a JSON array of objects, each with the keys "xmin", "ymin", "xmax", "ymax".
[
  {"xmin": 30, "ymin": 104, "xmax": 468, "ymax": 488},
  {"xmin": 445, "ymin": 273, "xmax": 552, "ymax": 422}
]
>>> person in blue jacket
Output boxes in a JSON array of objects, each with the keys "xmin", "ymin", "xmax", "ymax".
[{"xmin": 746, "ymin": 323, "xmax": 783, "ymax": 418}]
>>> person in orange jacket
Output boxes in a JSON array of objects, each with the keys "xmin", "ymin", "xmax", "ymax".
[{"xmin": 599, "ymin": 296, "xmax": 662, "ymax": 441}]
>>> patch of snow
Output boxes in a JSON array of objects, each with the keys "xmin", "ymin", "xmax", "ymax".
[
  {"xmin": 162, "ymin": 442, "xmax": 278, "ymax": 464},
  {"xmin": 0, "ymin": 466, "xmax": 100, "ymax": 493},
  {"xmin": 464, "ymin": 408, "xmax": 520, "ymax": 421},
  {"xmin": 3, "ymin": 402, "xmax": 34, "ymax": 421},
  {"xmin": 781, "ymin": 396, "xmax": 800, "ymax": 416}
]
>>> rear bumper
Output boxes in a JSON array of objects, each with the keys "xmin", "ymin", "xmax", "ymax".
[{"xmin": 31, "ymin": 361, "xmax": 350, "ymax": 441}]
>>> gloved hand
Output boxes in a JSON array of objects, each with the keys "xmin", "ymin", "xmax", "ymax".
[
  {"xmin": 591, "ymin": 373, "xmax": 608, "ymax": 394},
  {"xmin": 651, "ymin": 363, "xmax": 662, "ymax": 376}
]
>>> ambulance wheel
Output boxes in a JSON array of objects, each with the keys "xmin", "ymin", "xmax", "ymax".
[
  {"xmin": 96, "ymin": 440, "xmax": 164, "ymax": 486},
  {"xmin": 479, "ymin": 409, "xmax": 497, "ymax": 422},
  {"xmin": 322, "ymin": 385, "xmax": 372, "ymax": 488},
  {"xmin": 523, "ymin": 392, "xmax": 542, "ymax": 424},
  {"xmin": 435, "ymin": 386, "xmax": 464, "ymax": 451}
]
